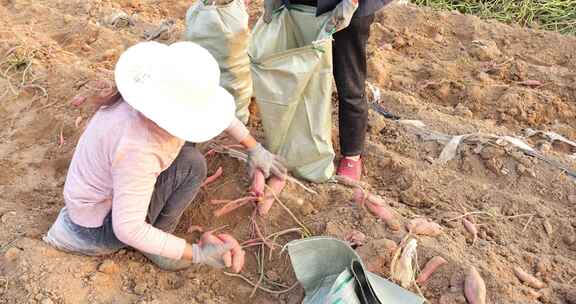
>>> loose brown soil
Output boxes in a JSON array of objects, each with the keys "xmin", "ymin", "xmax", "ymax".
[{"xmin": 1, "ymin": 1, "xmax": 576, "ymax": 304}]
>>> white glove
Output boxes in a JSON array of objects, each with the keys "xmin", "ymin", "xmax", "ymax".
[
  {"xmin": 247, "ymin": 143, "xmax": 287, "ymax": 179},
  {"xmin": 191, "ymin": 242, "xmax": 233, "ymax": 268}
]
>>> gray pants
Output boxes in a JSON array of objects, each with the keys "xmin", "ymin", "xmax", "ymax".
[{"xmin": 44, "ymin": 143, "xmax": 206, "ymax": 265}]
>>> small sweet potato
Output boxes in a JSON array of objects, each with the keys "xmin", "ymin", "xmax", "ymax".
[
  {"xmin": 202, "ymin": 167, "xmax": 223, "ymax": 187},
  {"xmin": 70, "ymin": 95, "xmax": 87, "ymax": 107},
  {"xmin": 353, "ymin": 189, "xmax": 401, "ymax": 231},
  {"xmin": 407, "ymin": 218, "xmax": 443, "ymax": 237},
  {"xmin": 416, "ymin": 256, "xmax": 447, "ymax": 285},
  {"xmin": 462, "ymin": 218, "xmax": 478, "ymax": 243},
  {"xmin": 345, "ymin": 230, "xmax": 366, "ymax": 247},
  {"xmin": 513, "ymin": 266, "xmax": 545, "ymax": 289},
  {"xmin": 464, "ymin": 266, "xmax": 486, "ymax": 304}
]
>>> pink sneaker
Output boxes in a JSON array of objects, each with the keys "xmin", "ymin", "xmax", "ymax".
[{"xmin": 337, "ymin": 157, "xmax": 362, "ymax": 181}]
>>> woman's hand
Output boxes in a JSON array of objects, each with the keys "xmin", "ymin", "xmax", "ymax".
[
  {"xmin": 187, "ymin": 232, "xmax": 245, "ymax": 272},
  {"xmin": 263, "ymin": 0, "xmax": 282, "ymax": 23},
  {"xmin": 70, "ymin": 79, "xmax": 120, "ymax": 108},
  {"xmin": 247, "ymin": 143, "xmax": 287, "ymax": 180}
]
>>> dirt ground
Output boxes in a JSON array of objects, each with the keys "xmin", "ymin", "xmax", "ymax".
[{"xmin": 1, "ymin": 0, "xmax": 576, "ymax": 303}]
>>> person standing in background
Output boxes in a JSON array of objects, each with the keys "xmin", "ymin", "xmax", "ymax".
[{"xmin": 264, "ymin": 0, "xmax": 393, "ymax": 181}]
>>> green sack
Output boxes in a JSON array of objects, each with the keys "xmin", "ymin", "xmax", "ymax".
[
  {"xmin": 249, "ymin": 2, "xmax": 356, "ymax": 183},
  {"xmin": 285, "ymin": 237, "xmax": 425, "ymax": 304},
  {"xmin": 184, "ymin": 0, "xmax": 253, "ymax": 124}
]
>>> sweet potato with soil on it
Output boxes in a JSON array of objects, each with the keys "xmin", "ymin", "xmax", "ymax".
[
  {"xmin": 258, "ymin": 176, "xmax": 286, "ymax": 216},
  {"xmin": 407, "ymin": 218, "xmax": 444, "ymax": 237},
  {"xmin": 218, "ymin": 234, "xmax": 245, "ymax": 273},
  {"xmin": 202, "ymin": 167, "xmax": 223, "ymax": 187},
  {"xmin": 353, "ymin": 189, "xmax": 401, "ymax": 231},
  {"xmin": 250, "ymin": 169, "xmax": 266, "ymax": 197},
  {"xmin": 70, "ymin": 95, "xmax": 87, "ymax": 107},
  {"xmin": 464, "ymin": 266, "xmax": 486, "ymax": 304},
  {"xmin": 462, "ymin": 218, "xmax": 478, "ymax": 243},
  {"xmin": 345, "ymin": 230, "xmax": 366, "ymax": 247},
  {"xmin": 416, "ymin": 256, "xmax": 447, "ymax": 285},
  {"xmin": 378, "ymin": 238, "xmax": 398, "ymax": 255},
  {"xmin": 513, "ymin": 266, "xmax": 545, "ymax": 289}
]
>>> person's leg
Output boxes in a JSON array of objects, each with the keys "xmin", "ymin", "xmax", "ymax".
[
  {"xmin": 44, "ymin": 207, "xmax": 126, "ymax": 256},
  {"xmin": 148, "ymin": 142, "xmax": 207, "ymax": 231},
  {"xmin": 333, "ymin": 14, "xmax": 374, "ymax": 180},
  {"xmin": 143, "ymin": 142, "xmax": 207, "ymax": 270}
]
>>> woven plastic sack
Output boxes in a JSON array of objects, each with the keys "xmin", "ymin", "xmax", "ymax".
[
  {"xmin": 184, "ymin": 0, "xmax": 252, "ymax": 124},
  {"xmin": 285, "ymin": 237, "xmax": 425, "ymax": 304},
  {"xmin": 249, "ymin": 1, "xmax": 356, "ymax": 182}
]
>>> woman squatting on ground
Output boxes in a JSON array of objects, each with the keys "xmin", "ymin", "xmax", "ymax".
[{"xmin": 43, "ymin": 42, "xmax": 287, "ymax": 272}]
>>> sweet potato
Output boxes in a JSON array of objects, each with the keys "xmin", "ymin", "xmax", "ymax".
[
  {"xmin": 407, "ymin": 218, "xmax": 443, "ymax": 237},
  {"xmin": 233, "ymin": 249, "xmax": 245, "ymax": 274},
  {"xmin": 250, "ymin": 169, "xmax": 266, "ymax": 197},
  {"xmin": 218, "ymin": 234, "xmax": 244, "ymax": 273},
  {"xmin": 416, "ymin": 256, "xmax": 447, "ymax": 285},
  {"xmin": 379, "ymin": 238, "xmax": 398, "ymax": 255},
  {"xmin": 406, "ymin": 218, "xmax": 428, "ymax": 230},
  {"xmin": 462, "ymin": 218, "xmax": 478, "ymax": 243},
  {"xmin": 70, "ymin": 95, "xmax": 87, "ymax": 107},
  {"xmin": 345, "ymin": 230, "xmax": 366, "ymax": 247},
  {"xmin": 202, "ymin": 167, "xmax": 223, "ymax": 187},
  {"xmin": 200, "ymin": 233, "xmax": 232, "ymax": 268},
  {"xmin": 513, "ymin": 266, "xmax": 545, "ymax": 289},
  {"xmin": 464, "ymin": 266, "xmax": 486, "ymax": 304},
  {"xmin": 353, "ymin": 189, "xmax": 401, "ymax": 231},
  {"xmin": 213, "ymin": 197, "xmax": 252, "ymax": 217},
  {"xmin": 258, "ymin": 176, "xmax": 286, "ymax": 216}
]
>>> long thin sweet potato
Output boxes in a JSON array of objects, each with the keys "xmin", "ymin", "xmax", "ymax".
[
  {"xmin": 70, "ymin": 95, "xmax": 87, "ymax": 107},
  {"xmin": 250, "ymin": 169, "xmax": 266, "ymax": 197},
  {"xmin": 513, "ymin": 266, "xmax": 545, "ymax": 289},
  {"xmin": 258, "ymin": 177, "xmax": 286, "ymax": 216},
  {"xmin": 462, "ymin": 218, "xmax": 478, "ymax": 243},
  {"xmin": 213, "ymin": 197, "xmax": 253, "ymax": 217},
  {"xmin": 202, "ymin": 167, "xmax": 223, "ymax": 187},
  {"xmin": 464, "ymin": 266, "xmax": 486, "ymax": 304},
  {"xmin": 353, "ymin": 189, "xmax": 401, "ymax": 231},
  {"xmin": 416, "ymin": 256, "xmax": 447, "ymax": 285}
]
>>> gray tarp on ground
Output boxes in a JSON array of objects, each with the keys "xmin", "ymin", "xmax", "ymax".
[
  {"xmin": 248, "ymin": 2, "xmax": 356, "ymax": 182},
  {"xmin": 285, "ymin": 237, "xmax": 425, "ymax": 304},
  {"xmin": 184, "ymin": 0, "xmax": 253, "ymax": 124}
]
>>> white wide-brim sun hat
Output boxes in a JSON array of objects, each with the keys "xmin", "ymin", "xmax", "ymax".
[{"xmin": 115, "ymin": 41, "xmax": 235, "ymax": 143}]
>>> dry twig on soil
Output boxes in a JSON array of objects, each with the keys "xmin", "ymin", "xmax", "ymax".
[
  {"xmin": 264, "ymin": 184, "xmax": 311, "ymax": 236},
  {"xmin": 522, "ymin": 215, "xmax": 534, "ymax": 233}
]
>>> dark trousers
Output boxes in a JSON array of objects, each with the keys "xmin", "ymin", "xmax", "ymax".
[
  {"xmin": 147, "ymin": 142, "xmax": 207, "ymax": 233},
  {"xmin": 333, "ymin": 14, "xmax": 374, "ymax": 156}
]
